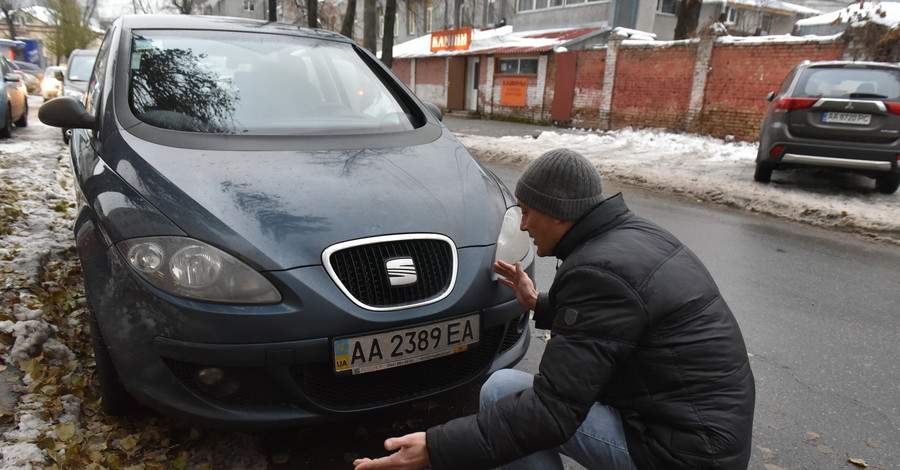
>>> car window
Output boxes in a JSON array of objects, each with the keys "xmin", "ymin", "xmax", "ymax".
[
  {"xmin": 128, "ymin": 30, "xmax": 419, "ymax": 135},
  {"xmin": 67, "ymin": 54, "xmax": 97, "ymax": 81},
  {"xmin": 87, "ymin": 30, "xmax": 114, "ymax": 115},
  {"xmin": 796, "ymin": 67, "xmax": 900, "ymax": 100}
]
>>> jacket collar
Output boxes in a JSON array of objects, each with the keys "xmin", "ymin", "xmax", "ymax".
[{"xmin": 552, "ymin": 193, "xmax": 632, "ymax": 260}]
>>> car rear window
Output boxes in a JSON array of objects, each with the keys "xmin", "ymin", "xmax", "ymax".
[
  {"xmin": 795, "ymin": 67, "xmax": 900, "ymax": 100},
  {"xmin": 67, "ymin": 54, "xmax": 96, "ymax": 81},
  {"xmin": 128, "ymin": 30, "xmax": 420, "ymax": 135}
]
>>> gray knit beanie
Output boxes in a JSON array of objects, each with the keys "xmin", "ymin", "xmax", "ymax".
[{"xmin": 515, "ymin": 149, "xmax": 604, "ymax": 221}]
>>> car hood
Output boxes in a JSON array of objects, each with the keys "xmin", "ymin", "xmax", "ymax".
[{"xmin": 108, "ymin": 129, "xmax": 509, "ymax": 270}]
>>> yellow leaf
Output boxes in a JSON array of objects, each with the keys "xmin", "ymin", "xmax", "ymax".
[
  {"xmin": 171, "ymin": 451, "xmax": 188, "ymax": 470},
  {"xmin": 848, "ymin": 457, "xmax": 868, "ymax": 467},
  {"xmin": 119, "ymin": 435, "xmax": 139, "ymax": 451},
  {"xmin": 56, "ymin": 423, "xmax": 76, "ymax": 441}
]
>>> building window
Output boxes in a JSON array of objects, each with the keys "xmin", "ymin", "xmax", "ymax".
[
  {"xmin": 724, "ymin": 6, "xmax": 741, "ymax": 24},
  {"xmin": 243, "ymin": 0, "xmax": 254, "ymax": 11},
  {"xmin": 426, "ymin": 4, "xmax": 433, "ymax": 32},
  {"xmin": 379, "ymin": 10, "xmax": 399, "ymax": 38},
  {"xmin": 759, "ymin": 13, "xmax": 773, "ymax": 34},
  {"xmin": 408, "ymin": 7, "xmax": 416, "ymax": 35},
  {"xmin": 518, "ymin": 0, "xmax": 534, "ymax": 11},
  {"xmin": 657, "ymin": 0, "xmax": 676, "ymax": 14},
  {"xmin": 498, "ymin": 57, "xmax": 538, "ymax": 74}
]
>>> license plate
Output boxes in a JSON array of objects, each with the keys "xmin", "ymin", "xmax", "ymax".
[
  {"xmin": 333, "ymin": 314, "xmax": 480, "ymax": 375},
  {"xmin": 822, "ymin": 112, "xmax": 871, "ymax": 125}
]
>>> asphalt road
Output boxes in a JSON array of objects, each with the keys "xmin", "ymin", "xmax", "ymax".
[{"xmin": 484, "ymin": 159, "xmax": 900, "ymax": 470}]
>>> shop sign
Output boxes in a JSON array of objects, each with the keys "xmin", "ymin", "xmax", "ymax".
[
  {"xmin": 500, "ymin": 78, "xmax": 528, "ymax": 106},
  {"xmin": 430, "ymin": 27, "xmax": 473, "ymax": 52}
]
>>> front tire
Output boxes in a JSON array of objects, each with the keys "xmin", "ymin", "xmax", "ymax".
[
  {"xmin": 89, "ymin": 312, "xmax": 139, "ymax": 415},
  {"xmin": 0, "ymin": 109, "xmax": 11, "ymax": 138},
  {"xmin": 875, "ymin": 173, "xmax": 900, "ymax": 194},
  {"xmin": 14, "ymin": 100, "xmax": 27, "ymax": 128}
]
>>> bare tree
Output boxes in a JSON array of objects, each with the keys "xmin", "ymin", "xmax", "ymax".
[
  {"xmin": 363, "ymin": 0, "xmax": 376, "ymax": 52},
  {"xmin": 340, "ymin": 0, "xmax": 357, "ymax": 37},
  {"xmin": 170, "ymin": 0, "xmax": 197, "ymax": 14},
  {"xmin": 381, "ymin": 0, "xmax": 396, "ymax": 66},
  {"xmin": 306, "ymin": 0, "xmax": 317, "ymax": 26},
  {"xmin": 0, "ymin": 0, "xmax": 19, "ymax": 40},
  {"xmin": 674, "ymin": 0, "xmax": 701, "ymax": 39}
]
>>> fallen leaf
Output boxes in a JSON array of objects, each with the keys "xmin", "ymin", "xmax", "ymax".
[
  {"xmin": 848, "ymin": 457, "xmax": 869, "ymax": 467},
  {"xmin": 272, "ymin": 452, "xmax": 290, "ymax": 464},
  {"xmin": 56, "ymin": 422, "xmax": 76, "ymax": 441}
]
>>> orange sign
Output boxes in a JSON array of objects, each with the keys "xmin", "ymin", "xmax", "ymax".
[
  {"xmin": 500, "ymin": 78, "xmax": 528, "ymax": 106},
  {"xmin": 430, "ymin": 27, "xmax": 473, "ymax": 52}
]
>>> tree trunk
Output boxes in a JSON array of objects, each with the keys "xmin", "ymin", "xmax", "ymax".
[
  {"xmin": 381, "ymin": 0, "xmax": 396, "ymax": 67},
  {"xmin": 363, "ymin": 0, "xmax": 377, "ymax": 53},
  {"xmin": 340, "ymin": 0, "xmax": 357, "ymax": 37},
  {"xmin": 307, "ymin": 0, "xmax": 317, "ymax": 27},
  {"xmin": 2, "ymin": 11, "xmax": 17, "ymax": 40},
  {"xmin": 674, "ymin": 0, "xmax": 702, "ymax": 40},
  {"xmin": 268, "ymin": 0, "xmax": 276, "ymax": 20}
]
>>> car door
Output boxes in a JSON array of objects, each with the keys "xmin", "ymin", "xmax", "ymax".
[{"xmin": 0, "ymin": 59, "xmax": 22, "ymax": 120}]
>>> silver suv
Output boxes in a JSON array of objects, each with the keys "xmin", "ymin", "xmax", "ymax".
[{"xmin": 755, "ymin": 61, "xmax": 900, "ymax": 194}]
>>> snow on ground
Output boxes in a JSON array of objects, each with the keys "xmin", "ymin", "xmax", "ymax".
[
  {"xmin": 451, "ymin": 127, "xmax": 900, "ymax": 245},
  {"xmin": 0, "ymin": 95, "xmax": 897, "ymax": 467}
]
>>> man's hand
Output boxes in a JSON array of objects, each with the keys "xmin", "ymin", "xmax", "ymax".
[
  {"xmin": 493, "ymin": 260, "xmax": 538, "ymax": 311},
  {"xmin": 353, "ymin": 432, "xmax": 430, "ymax": 470}
]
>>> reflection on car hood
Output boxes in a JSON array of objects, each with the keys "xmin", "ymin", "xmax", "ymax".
[{"xmin": 111, "ymin": 129, "xmax": 507, "ymax": 270}]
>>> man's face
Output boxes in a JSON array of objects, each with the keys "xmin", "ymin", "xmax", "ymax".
[{"xmin": 518, "ymin": 202, "xmax": 573, "ymax": 257}]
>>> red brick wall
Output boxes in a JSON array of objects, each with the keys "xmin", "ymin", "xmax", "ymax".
[
  {"xmin": 415, "ymin": 57, "xmax": 446, "ymax": 85},
  {"xmin": 690, "ymin": 41, "xmax": 846, "ymax": 140},
  {"xmin": 571, "ymin": 50, "xmax": 607, "ymax": 128},
  {"xmin": 392, "ymin": 59, "xmax": 411, "ymax": 84},
  {"xmin": 391, "ymin": 38, "xmax": 849, "ymax": 142},
  {"xmin": 609, "ymin": 43, "xmax": 697, "ymax": 131}
]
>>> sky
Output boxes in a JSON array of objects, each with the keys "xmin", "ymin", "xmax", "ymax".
[{"xmin": 0, "ymin": 94, "xmax": 897, "ymax": 468}]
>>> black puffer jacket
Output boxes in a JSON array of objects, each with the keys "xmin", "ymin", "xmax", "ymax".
[{"xmin": 427, "ymin": 194, "xmax": 755, "ymax": 469}]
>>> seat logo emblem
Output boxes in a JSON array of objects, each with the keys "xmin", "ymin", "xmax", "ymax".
[{"xmin": 386, "ymin": 257, "xmax": 418, "ymax": 287}]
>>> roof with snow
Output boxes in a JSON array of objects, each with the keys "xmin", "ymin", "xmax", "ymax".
[
  {"xmin": 390, "ymin": 26, "xmax": 658, "ymax": 59},
  {"xmin": 725, "ymin": 0, "xmax": 820, "ymax": 16},
  {"xmin": 795, "ymin": 1, "xmax": 900, "ymax": 27}
]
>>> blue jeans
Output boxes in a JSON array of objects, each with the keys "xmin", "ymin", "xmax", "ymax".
[{"xmin": 480, "ymin": 369, "xmax": 638, "ymax": 470}]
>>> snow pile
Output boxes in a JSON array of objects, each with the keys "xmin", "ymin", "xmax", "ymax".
[{"xmin": 453, "ymin": 126, "xmax": 899, "ymax": 243}]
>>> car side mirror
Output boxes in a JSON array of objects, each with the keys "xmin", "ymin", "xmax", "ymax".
[
  {"xmin": 4, "ymin": 73, "xmax": 20, "ymax": 82},
  {"xmin": 55, "ymin": 71, "xmax": 64, "ymax": 81},
  {"xmin": 424, "ymin": 102, "xmax": 443, "ymax": 121},
  {"xmin": 39, "ymin": 96, "xmax": 96, "ymax": 130},
  {"xmin": 765, "ymin": 91, "xmax": 776, "ymax": 102}
]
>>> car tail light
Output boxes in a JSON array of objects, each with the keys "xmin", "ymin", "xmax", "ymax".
[
  {"xmin": 769, "ymin": 145, "xmax": 785, "ymax": 158},
  {"xmin": 773, "ymin": 97, "xmax": 817, "ymax": 112},
  {"xmin": 885, "ymin": 102, "xmax": 900, "ymax": 115}
]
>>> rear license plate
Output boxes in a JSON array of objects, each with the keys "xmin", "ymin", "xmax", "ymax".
[
  {"xmin": 822, "ymin": 112, "xmax": 871, "ymax": 125},
  {"xmin": 333, "ymin": 314, "xmax": 480, "ymax": 375}
]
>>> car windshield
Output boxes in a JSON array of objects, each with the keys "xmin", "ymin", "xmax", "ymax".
[
  {"xmin": 128, "ymin": 30, "xmax": 418, "ymax": 135},
  {"xmin": 797, "ymin": 67, "xmax": 900, "ymax": 100},
  {"xmin": 68, "ymin": 55, "xmax": 96, "ymax": 81}
]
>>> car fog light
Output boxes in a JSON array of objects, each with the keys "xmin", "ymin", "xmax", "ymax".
[
  {"xmin": 197, "ymin": 367, "xmax": 225, "ymax": 386},
  {"xmin": 196, "ymin": 367, "xmax": 241, "ymax": 396}
]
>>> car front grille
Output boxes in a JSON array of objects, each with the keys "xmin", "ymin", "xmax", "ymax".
[{"xmin": 324, "ymin": 234, "xmax": 457, "ymax": 310}]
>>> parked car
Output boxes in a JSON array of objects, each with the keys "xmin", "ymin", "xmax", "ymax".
[
  {"xmin": 0, "ymin": 57, "xmax": 28, "ymax": 138},
  {"xmin": 38, "ymin": 14, "xmax": 534, "ymax": 429},
  {"xmin": 41, "ymin": 65, "xmax": 66, "ymax": 101},
  {"xmin": 60, "ymin": 49, "xmax": 98, "ymax": 143},
  {"xmin": 9, "ymin": 59, "xmax": 41, "ymax": 94},
  {"xmin": 755, "ymin": 60, "xmax": 900, "ymax": 194}
]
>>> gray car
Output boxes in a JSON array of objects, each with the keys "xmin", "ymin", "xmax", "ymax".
[
  {"xmin": 38, "ymin": 14, "xmax": 534, "ymax": 429},
  {"xmin": 0, "ymin": 56, "xmax": 27, "ymax": 138},
  {"xmin": 755, "ymin": 60, "xmax": 900, "ymax": 194}
]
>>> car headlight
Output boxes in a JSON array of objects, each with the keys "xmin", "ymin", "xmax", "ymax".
[
  {"xmin": 117, "ymin": 237, "xmax": 281, "ymax": 304},
  {"xmin": 493, "ymin": 206, "xmax": 531, "ymax": 265}
]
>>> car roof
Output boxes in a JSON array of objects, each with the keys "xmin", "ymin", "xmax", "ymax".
[
  {"xmin": 800, "ymin": 60, "xmax": 900, "ymax": 70},
  {"xmin": 116, "ymin": 14, "xmax": 352, "ymax": 44}
]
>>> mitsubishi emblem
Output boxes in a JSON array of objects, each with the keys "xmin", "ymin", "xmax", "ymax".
[
  {"xmin": 844, "ymin": 102, "xmax": 855, "ymax": 111},
  {"xmin": 386, "ymin": 257, "xmax": 418, "ymax": 287}
]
